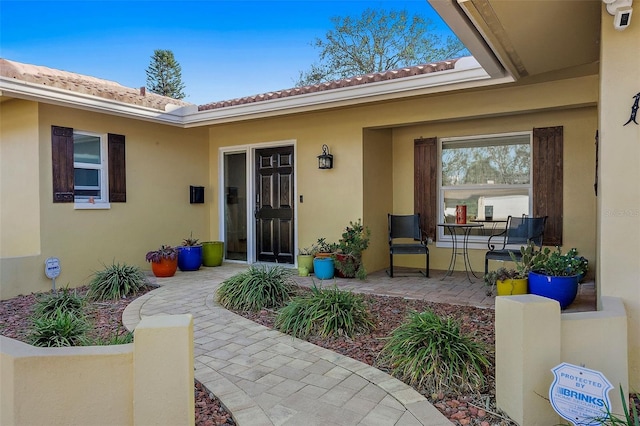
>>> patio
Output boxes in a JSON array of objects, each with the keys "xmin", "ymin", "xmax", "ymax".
[{"xmin": 288, "ymin": 267, "xmax": 596, "ymax": 314}]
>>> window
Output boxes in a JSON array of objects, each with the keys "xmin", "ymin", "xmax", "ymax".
[
  {"xmin": 414, "ymin": 126, "xmax": 563, "ymax": 247},
  {"xmin": 52, "ymin": 126, "xmax": 126, "ymax": 206},
  {"xmin": 73, "ymin": 132, "xmax": 106, "ymax": 202},
  {"xmin": 439, "ymin": 132, "xmax": 532, "ymax": 243}
]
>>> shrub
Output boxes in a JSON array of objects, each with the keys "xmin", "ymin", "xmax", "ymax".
[
  {"xmin": 216, "ymin": 265, "xmax": 296, "ymax": 311},
  {"xmin": 88, "ymin": 262, "xmax": 147, "ymax": 301},
  {"xmin": 275, "ymin": 284, "xmax": 373, "ymax": 338},
  {"xmin": 89, "ymin": 329, "xmax": 134, "ymax": 345},
  {"xmin": 34, "ymin": 287, "xmax": 85, "ymax": 319},
  {"xmin": 29, "ymin": 307, "xmax": 90, "ymax": 347},
  {"xmin": 377, "ymin": 310, "xmax": 489, "ymax": 394}
]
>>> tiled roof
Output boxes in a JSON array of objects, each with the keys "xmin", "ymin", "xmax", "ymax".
[
  {"xmin": 0, "ymin": 58, "xmax": 192, "ymax": 110},
  {"xmin": 1, "ymin": 58, "xmax": 458, "ymax": 112},
  {"xmin": 198, "ymin": 59, "xmax": 458, "ymax": 111}
]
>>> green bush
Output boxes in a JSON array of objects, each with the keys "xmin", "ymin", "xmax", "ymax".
[
  {"xmin": 88, "ymin": 262, "xmax": 147, "ymax": 301},
  {"xmin": 29, "ymin": 308, "xmax": 90, "ymax": 347},
  {"xmin": 217, "ymin": 265, "xmax": 296, "ymax": 311},
  {"xmin": 34, "ymin": 287, "xmax": 85, "ymax": 319},
  {"xmin": 89, "ymin": 329, "xmax": 134, "ymax": 346},
  {"xmin": 377, "ymin": 310, "xmax": 489, "ymax": 394},
  {"xmin": 275, "ymin": 284, "xmax": 373, "ymax": 338}
]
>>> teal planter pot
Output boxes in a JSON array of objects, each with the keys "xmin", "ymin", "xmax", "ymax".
[
  {"xmin": 528, "ymin": 271, "xmax": 579, "ymax": 309},
  {"xmin": 313, "ymin": 257, "xmax": 334, "ymax": 280},
  {"xmin": 177, "ymin": 245, "xmax": 202, "ymax": 271}
]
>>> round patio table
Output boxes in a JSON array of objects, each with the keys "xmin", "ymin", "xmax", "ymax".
[{"xmin": 437, "ymin": 223, "xmax": 483, "ymax": 282}]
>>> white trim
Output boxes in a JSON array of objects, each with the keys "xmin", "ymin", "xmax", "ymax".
[
  {"xmin": 219, "ymin": 140, "xmax": 298, "ymax": 265},
  {"xmin": 73, "ymin": 202, "xmax": 111, "ymax": 210}
]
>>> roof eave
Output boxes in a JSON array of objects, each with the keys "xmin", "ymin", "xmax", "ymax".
[
  {"xmin": 0, "ymin": 77, "xmax": 196, "ymax": 125},
  {"xmin": 1, "ymin": 57, "xmax": 512, "ymax": 127},
  {"xmin": 183, "ymin": 57, "xmax": 513, "ymax": 127}
]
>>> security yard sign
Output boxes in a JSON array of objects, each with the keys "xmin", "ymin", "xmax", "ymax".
[
  {"xmin": 44, "ymin": 257, "xmax": 61, "ymax": 292},
  {"xmin": 550, "ymin": 362, "xmax": 613, "ymax": 425}
]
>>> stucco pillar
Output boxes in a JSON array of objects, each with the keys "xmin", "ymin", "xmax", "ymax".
[
  {"xmin": 133, "ymin": 314, "xmax": 194, "ymax": 426},
  {"xmin": 496, "ymin": 295, "xmax": 561, "ymax": 425}
]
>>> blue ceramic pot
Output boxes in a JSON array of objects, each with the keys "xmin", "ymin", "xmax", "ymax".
[
  {"xmin": 313, "ymin": 257, "xmax": 335, "ymax": 280},
  {"xmin": 528, "ymin": 271, "xmax": 579, "ymax": 309},
  {"xmin": 177, "ymin": 245, "xmax": 202, "ymax": 271}
]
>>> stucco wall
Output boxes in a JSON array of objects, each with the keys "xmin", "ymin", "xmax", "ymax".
[
  {"xmin": 0, "ymin": 99, "xmax": 41, "ymax": 258},
  {"xmin": 0, "ymin": 103, "xmax": 209, "ymax": 299},
  {"xmin": 0, "ymin": 314, "xmax": 194, "ymax": 426},
  {"xmin": 206, "ymin": 75, "xmax": 598, "ymax": 277},
  {"xmin": 598, "ymin": 7, "xmax": 640, "ymax": 390}
]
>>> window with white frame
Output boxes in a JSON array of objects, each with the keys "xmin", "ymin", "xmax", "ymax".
[
  {"xmin": 73, "ymin": 131, "xmax": 106, "ymax": 202},
  {"xmin": 439, "ymin": 132, "xmax": 532, "ymax": 242}
]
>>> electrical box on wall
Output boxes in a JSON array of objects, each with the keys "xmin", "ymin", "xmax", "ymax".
[{"xmin": 190, "ymin": 186, "xmax": 204, "ymax": 204}]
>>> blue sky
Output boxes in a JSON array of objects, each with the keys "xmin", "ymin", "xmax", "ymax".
[{"xmin": 1, "ymin": 1, "xmax": 453, "ymax": 105}]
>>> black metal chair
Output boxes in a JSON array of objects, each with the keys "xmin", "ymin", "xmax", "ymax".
[
  {"xmin": 387, "ymin": 214, "xmax": 429, "ymax": 277},
  {"xmin": 484, "ymin": 215, "xmax": 547, "ymax": 275}
]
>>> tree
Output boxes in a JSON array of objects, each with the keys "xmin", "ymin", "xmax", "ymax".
[
  {"xmin": 145, "ymin": 49, "xmax": 186, "ymax": 99},
  {"xmin": 296, "ymin": 9, "xmax": 468, "ymax": 86}
]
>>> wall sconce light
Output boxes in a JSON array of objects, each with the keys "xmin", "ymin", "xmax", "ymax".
[
  {"xmin": 604, "ymin": 0, "xmax": 633, "ymax": 30},
  {"xmin": 317, "ymin": 144, "xmax": 334, "ymax": 169}
]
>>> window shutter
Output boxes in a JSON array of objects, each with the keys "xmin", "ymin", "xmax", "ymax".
[
  {"xmin": 108, "ymin": 133, "xmax": 126, "ymax": 203},
  {"xmin": 51, "ymin": 125, "xmax": 74, "ymax": 203},
  {"xmin": 533, "ymin": 126, "xmax": 563, "ymax": 246},
  {"xmin": 414, "ymin": 137, "xmax": 438, "ymax": 240}
]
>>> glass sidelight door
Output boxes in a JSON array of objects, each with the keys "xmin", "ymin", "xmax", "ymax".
[{"xmin": 224, "ymin": 152, "xmax": 247, "ymax": 261}]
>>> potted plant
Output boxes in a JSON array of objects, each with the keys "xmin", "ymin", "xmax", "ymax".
[
  {"xmin": 334, "ymin": 219, "xmax": 371, "ymax": 280},
  {"xmin": 145, "ymin": 245, "xmax": 179, "ymax": 277},
  {"xmin": 527, "ymin": 245, "xmax": 588, "ymax": 309},
  {"xmin": 297, "ymin": 245, "xmax": 315, "ymax": 276},
  {"xmin": 177, "ymin": 232, "xmax": 202, "ymax": 271},
  {"xmin": 312, "ymin": 238, "xmax": 337, "ymax": 279},
  {"xmin": 483, "ymin": 267, "xmax": 527, "ymax": 296}
]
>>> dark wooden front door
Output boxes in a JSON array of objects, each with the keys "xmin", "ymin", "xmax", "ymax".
[{"xmin": 255, "ymin": 146, "xmax": 294, "ymax": 264}]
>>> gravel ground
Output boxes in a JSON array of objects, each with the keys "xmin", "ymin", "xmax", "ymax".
[{"xmin": 2, "ymin": 286, "xmax": 637, "ymax": 426}]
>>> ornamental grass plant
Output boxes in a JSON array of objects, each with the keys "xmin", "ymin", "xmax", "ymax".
[
  {"xmin": 29, "ymin": 307, "xmax": 90, "ymax": 347},
  {"xmin": 216, "ymin": 265, "xmax": 296, "ymax": 311},
  {"xmin": 88, "ymin": 262, "xmax": 147, "ymax": 301},
  {"xmin": 33, "ymin": 287, "xmax": 85, "ymax": 319},
  {"xmin": 274, "ymin": 284, "xmax": 374, "ymax": 338},
  {"xmin": 377, "ymin": 310, "xmax": 489, "ymax": 395}
]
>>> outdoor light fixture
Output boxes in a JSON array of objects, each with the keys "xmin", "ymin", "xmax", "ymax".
[{"xmin": 317, "ymin": 144, "xmax": 334, "ymax": 169}]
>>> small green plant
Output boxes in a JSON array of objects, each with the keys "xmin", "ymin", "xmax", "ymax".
[
  {"xmin": 33, "ymin": 287, "xmax": 85, "ymax": 319},
  {"xmin": 298, "ymin": 245, "xmax": 316, "ymax": 256},
  {"xmin": 89, "ymin": 329, "xmax": 134, "ymax": 345},
  {"xmin": 145, "ymin": 245, "xmax": 178, "ymax": 263},
  {"xmin": 88, "ymin": 262, "xmax": 147, "ymax": 301},
  {"xmin": 334, "ymin": 219, "xmax": 371, "ymax": 279},
  {"xmin": 510, "ymin": 240, "xmax": 548, "ymax": 277},
  {"xmin": 216, "ymin": 265, "xmax": 296, "ymax": 311},
  {"xmin": 530, "ymin": 246, "xmax": 588, "ymax": 277},
  {"xmin": 377, "ymin": 310, "xmax": 489, "ymax": 394},
  {"xmin": 274, "ymin": 284, "xmax": 373, "ymax": 338},
  {"xmin": 313, "ymin": 238, "xmax": 338, "ymax": 255},
  {"xmin": 182, "ymin": 232, "xmax": 200, "ymax": 246},
  {"xmin": 29, "ymin": 307, "xmax": 90, "ymax": 347}
]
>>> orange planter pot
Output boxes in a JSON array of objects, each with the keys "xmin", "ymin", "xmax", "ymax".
[{"xmin": 151, "ymin": 258, "xmax": 178, "ymax": 277}]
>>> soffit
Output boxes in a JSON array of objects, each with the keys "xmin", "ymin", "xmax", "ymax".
[{"xmin": 441, "ymin": 0, "xmax": 601, "ymax": 79}]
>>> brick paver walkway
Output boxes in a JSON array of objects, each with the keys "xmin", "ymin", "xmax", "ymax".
[{"xmin": 123, "ymin": 264, "xmax": 595, "ymax": 425}]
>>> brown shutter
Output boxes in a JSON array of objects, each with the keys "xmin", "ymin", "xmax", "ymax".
[
  {"xmin": 414, "ymin": 137, "xmax": 438, "ymax": 240},
  {"xmin": 51, "ymin": 126, "xmax": 74, "ymax": 203},
  {"xmin": 108, "ymin": 133, "xmax": 126, "ymax": 203},
  {"xmin": 533, "ymin": 126, "xmax": 563, "ymax": 246}
]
